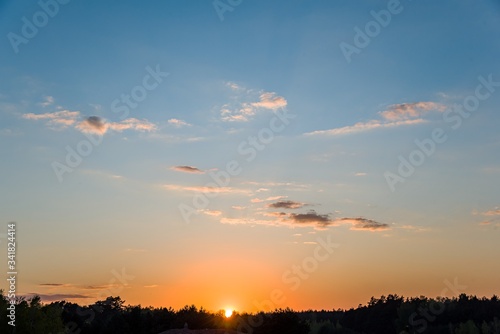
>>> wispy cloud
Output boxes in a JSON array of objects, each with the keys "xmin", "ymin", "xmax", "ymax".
[
  {"xmin": 219, "ymin": 84, "xmax": 288, "ymax": 122},
  {"xmin": 251, "ymin": 196, "xmax": 287, "ymax": 203},
  {"xmin": 222, "ymin": 209, "xmax": 388, "ymax": 231},
  {"xmin": 163, "ymin": 184, "xmax": 250, "ymax": 195},
  {"xmin": 482, "ymin": 208, "xmax": 500, "ymax": 216},
  {"xmin": 23, "ymin": 110, "xmax": 80, "ymax": 129},
  {"xmin": 305, "ymin": 101, "xmax": 447, "ymax": 136},
  {"xmin": 200, "ymin": 209, "xmax": 222, "ymax": 216},
  {"xmin": 251, "ymin": 92, "xmax": 288, "ymax": 110},
  {"xmin": 38, "ymin": 95, "xmax": 55, "ymax": 108},
  {"xmin": 337, "ymin": 218, "xmax": 390, "ymax": 231},
  {"xmin": 24, "ymin": 111, "xmax": 157, "ymax": 135},
  {"xmin": 76, "ymin": 116, "xmax": 157, "ymax": 135},
  {"xmin": 305, "ymin": 119, "xmax": 426, "ymax": 136},
  {"xmin": 168, "ymin": 118, "xmax": 192, "ymax": 127},
  {"xmin": 379, "ymin": 102, "xmax": 447, "ymax": 121},
  {"xmin": 267, "ymin": 200, "xmax": 305, "ymax": 209},
  {"xmin": 226, "ymin": 81, "xmax": 244, "ymax": 91},
  {"xmin": 170, "ymin": 165, "xmax": 205, "ymax": 174}
]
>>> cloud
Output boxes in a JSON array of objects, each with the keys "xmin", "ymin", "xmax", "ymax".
[
  {"xmin": 222, "ymin": 209, "xmax": 388, "ymax": 231},
  {"xmin": 76, "ymin": 116, "xmax": 107, "ymax": 134},
  {"xmin": 338, "ymin": 218, "xmax": 390, "ymax": 231},
  {"xmin": 232, "ymin": 205, "xmax": 246, "ymax": 210},
  {"xmin": 355, "ymin": 172, "xmax": 367, "ymax": 176},
  {"xmin": 251, "ymin": 195, "xmax": 287, "ymax": 203},
  {"xmin": 305, "ymin": 119, "xmax": 426, "ymax": 136},
  {"xmin": 39, "ymin": 95, "xmax": 54, "ymax": 107},
  {"xmin": 305, "ymin": 101, "xmax": 447, "ymax": 136},
  {"xmin": 171, "ymin": 165, "xmax": 204, "ymax": 174},
  {"xmin": 220, "ymin": 87, "xmax": 287, "ymax": 122},
  {"xmin": 267, "ymin": 200, "xmax": 305, "ymax": 209},
  {"xmin": 108, "ymin": 118, "xmax": 157, "ymax": 132},
  {"xmin": 168, "ymin": 118, "xmax": 192, "ymax": 127},
  {"xmin": 163, "ymin": 184, "xmax": 250, "ymax": 195},
  {"xmin": 23, "ymin": 110, "xmax": 80, "ymax": 129},
  {"xmin": 144, "ymin": 284, "xmax": 159, "ymax": 288},
  {"xmin": 201, "ymin": 209, "xmax": 222, "ymax": 216},
  {"xmin": 289, "ymin": 210, "xmax": 332, "ymax": 227},
  {"xmin": 397, "ymin": 224, "xmax": 431, "ymax": 232},
  {"xmin": 220, "ymin": 103, "xmax": 256, "ymax": 122},
  {"xmin": 251, "ymin": 92, "xmax": 287, "ymax": 110},
  {"xmin": 39, "ymin": 283, "xmax": 66, "ymax": 287},
  {"xmin": 379, "ymin": 102, "xmax": 447, "ymax": 121},
  {"xmin": 24, "ymin": 108, "xmax": 156, "ymax": 135},
  {"xmin": 482, "ymin": 209, "xmax": 500, "ymax": 216},
  {"xmin": 226, "ymin": 81, "xmax": 243, "ymax": 91},
  {"xmin": 76, "ymin": 116, "xmax": 157, "ymax": 135}
]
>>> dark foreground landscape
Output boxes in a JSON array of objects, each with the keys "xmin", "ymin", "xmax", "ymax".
[{"xmin": 2, "ymin": 291, "xmax": 500, "ymax": 334}]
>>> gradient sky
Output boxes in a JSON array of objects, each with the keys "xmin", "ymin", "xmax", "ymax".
[{"xmin": 1, "ymin": 0, "xmax": 500, "ymax": 313}]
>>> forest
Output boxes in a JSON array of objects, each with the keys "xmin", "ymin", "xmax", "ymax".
[{"xmin": 1, "ymin": 291, "xmax": 499, "ymax": 334}]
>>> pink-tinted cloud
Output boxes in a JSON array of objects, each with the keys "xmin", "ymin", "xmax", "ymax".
[
  {"xmin": 305, "ymin": 101, "xmax": 447, "ymax": 136},
  {"xmin": 201, "ymin": 210, "xmax": 222, "ymax": 216},
  {"xmin": 220, "ymin": 88, "xmax": 287, "ymax": 122},
  {"xmin": 482, "ymin": 209, "xmax": 500, "ymax": 216},
  {"xmin": 23, "ymin": 110, "xmax": 80, "ymax": 129},
  {"xmin": 168, "ymin": 118, "xmax": 192, "ymax": 127},
  {"xmin": 76, "ymin": 116, "xmax": 157, "ymax": 135},
  {"xmin": 251, "ymin": 196, "xmax": 287, "ymax": 203},
  {"xmin": 251, "ymin": 92, "xmax": 287, "ymax": 110},
  {"xmin": 163, "ymin": 184, "xmax": 250, "ymax": 195},
  {"xmin": 305, "ymin": 119, "xmax": 426, "ymax": 136},
  {"xmin": 76, "ymin": 116, "xmax": 107, "ymax": 134},
  {"xmin": 379, "ymin": 102, "xmax": 447, "ymax": 120}
]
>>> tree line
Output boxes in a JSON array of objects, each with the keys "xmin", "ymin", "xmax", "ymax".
[{"xmin": 1, "ymin": 290, "xmax": 499, "ymax": 334}]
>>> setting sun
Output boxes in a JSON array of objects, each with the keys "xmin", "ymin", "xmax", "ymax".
[{"xmin": 224, "ymin": 309, "xmax": 233, "ymax": 318}]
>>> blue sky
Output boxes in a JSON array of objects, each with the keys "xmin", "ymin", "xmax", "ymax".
[{"xmin": 1, "ymin": 0, "xmax": 499, "ymax": 311}]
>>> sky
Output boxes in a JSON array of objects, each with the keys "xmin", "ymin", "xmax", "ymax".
[{"xmin": 0, "ymin": 0, "xmax": 500, "ymax": 313}]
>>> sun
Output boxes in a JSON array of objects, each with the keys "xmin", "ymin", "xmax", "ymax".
[{"xmin": 224, "ymin": 309, "xmax": 233, "ymax": 318}]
